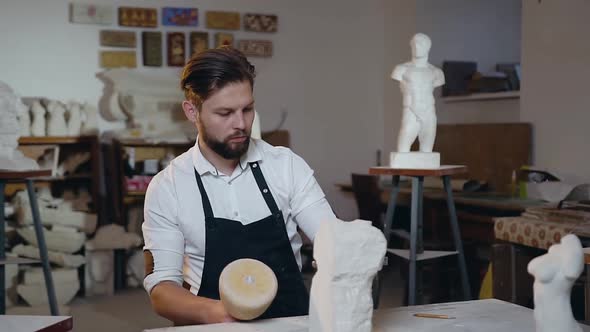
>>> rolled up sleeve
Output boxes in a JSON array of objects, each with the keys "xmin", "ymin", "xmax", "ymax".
[
  {"xmin": 142, "ymin": 173, "xmax": 185, "ymax": 294},
  {"xmin": 289, "ymin": 153, "xmax": 336, "ymax": 241}
]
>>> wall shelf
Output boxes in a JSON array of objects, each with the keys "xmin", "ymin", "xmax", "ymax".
[{"xmin": 441, "ymin": 91, "xmax": 520, "ymax": 103}]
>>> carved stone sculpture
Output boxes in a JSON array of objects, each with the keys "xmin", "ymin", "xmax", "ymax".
[
  {"xmin": 309, "ymin": 219, "xmax": 387, "ymax": 332},
  {"xmin": 0, "ymin": 81, "xmax": 39, "ymax": 170},
  {"xmin": 390, "ymin": 33, "xmax": 444, "ymax": 169},
  {"xmin": 98, "ymin": 68, "xmax": 191, "ymax": 142},
  {"xmin": 527, "ymin": 234, "xmax": 584, "ymax": 332},
  {"xmin": 30, "ymin": 100, "xmax": 46, "ymax": 137},
  {"xmin": 45, "ymin": 100, "xmax": 68, "ymax": 136}
]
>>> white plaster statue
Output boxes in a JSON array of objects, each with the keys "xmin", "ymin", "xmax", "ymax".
[
  {"xmin": 30, "ymin": 100, "xmax": 47, "ymax": 137},
  {"xmin": 45, "ymin": 100, "xmax": 68, "ymax": 136},
  {"xmin": 390, "ymin": 33, "xmax": 444, "ymax": 169},
  {"xmin": 16, "ymin": 99, "xmax": 31, "ymax": 137},
  {"xmin": 66, "ymin": 101, "xmax": 83, "ymax": 136},
  {"xmin": 527, "ymin": 234, "xmax": 584, "ymax": 332},
  {"xmin": 0, "ymin": 81, "xmax": 39, "ymax": 170},
  {"xmin": 309, "ymin": 219, "xmax": 387, "ymax": 332}
]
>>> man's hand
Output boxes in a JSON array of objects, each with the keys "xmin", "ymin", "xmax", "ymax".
[{"xmin": 204, "ymin": 299, "xmax": 237, "ymax": 324}]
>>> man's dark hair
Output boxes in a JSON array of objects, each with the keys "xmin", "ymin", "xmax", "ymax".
[{"xmin": 180, "ymin": 46, "xmax": 256, "ymax": 108}]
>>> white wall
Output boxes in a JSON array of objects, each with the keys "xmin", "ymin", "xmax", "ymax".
[
  {"xmin": 521, "ymin": 0, "xmax": 590, "ymax": 183},
  {"xmin": 0, "ymin": 0, "xmax": 388, "ymax": 219},
  {"xmin": 415, "ymin": 0, "xmax": 522, "ymax": 124}
]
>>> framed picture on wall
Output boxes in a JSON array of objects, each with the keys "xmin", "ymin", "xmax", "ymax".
[
  {"xmin": 237, "ymin": 40, "xmax": 273, "ymax": 57},
  {"xmin": 189, "ymin": 32, "xmax": 209, "ymax": 58},
  {"xmin": 142, "ymin": 31, "xmax": 162, "ymax": 66},
  {"xmin": 215, "ymin": 32, "xmax": 234, "ymax": 48},
  {"xmin": 167, "ymin": 32, "xmax": 186, "ymax": 66},
  {"xmin": 162, "ymin": 7, "xmax": 198, "ymax": 26},
  {"xmin": 244, "ymin": 14, "xmax": 278, "ymax": 33},
  {"xmin": 206, "ymin": 11, "xmax": 240, "ymax": 30}
]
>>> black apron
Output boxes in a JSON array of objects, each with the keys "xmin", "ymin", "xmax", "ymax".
[{"xmin": 192, "ymin": 161, "xmax": 309, "ymax": 319}]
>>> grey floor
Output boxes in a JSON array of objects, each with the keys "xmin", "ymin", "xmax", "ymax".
[{"xmin": 52, "ymin": 264, "xmax": 406, "ymax": 332}]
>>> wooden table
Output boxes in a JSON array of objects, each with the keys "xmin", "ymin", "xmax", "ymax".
[
  {"xmin": 142, "ymin": 299, "xmax": 590, "ymax": 332},
  {"xmin": 0, "ymin": 315, "xmax": 72, "ymax": 332}
]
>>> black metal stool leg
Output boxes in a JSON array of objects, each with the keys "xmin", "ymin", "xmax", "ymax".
[
  {"xmin": 409, "ymin": 176, "xmax": 424, "ymax": 305},
  {"xmin": 375, "ymin": 176, "xmax": 400, "ymax": 309},
  {"xmin": 26, "ymin": 180, "xmax": 59, "ymax": 315},
  {"xmin": 442, "ymin": 175, "xmax": 472, "ymax": 300}
]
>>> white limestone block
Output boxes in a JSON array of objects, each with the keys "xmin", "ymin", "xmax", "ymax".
[
  {"xmin": 126, "ymin": 250, "xmax": 145, "ymax": 288},
  {"xmin": 528, "ymin": 234, "xmax": 584, "ymax": 332},
  {"xmin": 219, "ymin": 258, "xmax": 278, "ymax": 321},
  {"xmin": 17, "ymin": 281, "xmax": 79, "ymax": 306},
  {"xmin": 24, "ymin": 267, "xmax": 78, "ymax": 285},
  {"xmin": 17, "ymin": 226, "xmax": 85, "ymax": 253},
  {"xmin": 390, "ymin": 151, "xmax": 440, "ymax": 169},
  {"xmin": 85, "ymin": 224, "xmax": 142, "ymax": 250},
  {"xmin": 85, "ymin": 249, "xmax": 114, "ymax": 296},
  {"xmin": 309, "ymin": 219, "xmax": 387, "ymax": 332},
  {"xmin": 12, "ymin": 244, "xmax": 85, "ymax": 268}
]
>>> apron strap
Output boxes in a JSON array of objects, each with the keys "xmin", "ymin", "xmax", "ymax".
[
  {"xmin": 249, "ymin": 162, "xmax": 280, "ymax": 215},
  {"xmin": 194, "ymin": 169, "xmax": 214, "ymax": 219}
]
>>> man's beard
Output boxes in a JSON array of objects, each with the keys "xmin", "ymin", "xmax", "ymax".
[{"xmin": 201, "ymin": 127, "xmax": 250, "ymax": 160}]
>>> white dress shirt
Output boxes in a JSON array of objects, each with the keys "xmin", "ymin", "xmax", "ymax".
[{"xmin": 142, "ymin": 138, "xmax": 335, "ymax": 295}]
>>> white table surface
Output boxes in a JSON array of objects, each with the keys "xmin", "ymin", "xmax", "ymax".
[
  {"xmin": 0, "ymin": 315, "xmax": 72, "ymax": 332},
  {"xmin": 144, "ymin": 299, "xmax": 590, "ymax": 332}
]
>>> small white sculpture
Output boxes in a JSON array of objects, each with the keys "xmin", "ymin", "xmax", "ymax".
[
  {"xmin": 309, "ymin": 219, "xmax": 386, "ymax": 332},
  {"xmin": 527, "ymin": 234, "xmax": 584, "ymax": 332},
  {"xmin": 30, "ymin": 100, "xmax": 47, "ymax": 137},
  {"xmin": 390, "ymin": 33, "xmax": 444, "ymax": 169},
  {"xmin": 16, "ymin": 99, "xmax": 31, "ymax": 137},
  {"xmin": 45, "ymin": 100, "xmax": 68, "ymax": 136},
  {"xmin": 251, "ymin": 110, "xmax": 261, "ymax": 139},
  {"xmin": 0, "ymin": 81, "xmax": 39, "ymax": 170},
  {"xmin": 66, "ymin": 101, "xmax": 83, "ymax": 136}
]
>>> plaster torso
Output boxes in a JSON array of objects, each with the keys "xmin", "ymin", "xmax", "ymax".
[{"xmin": 393, "ymin": 62, "xmax": 443, "ymax": 114}]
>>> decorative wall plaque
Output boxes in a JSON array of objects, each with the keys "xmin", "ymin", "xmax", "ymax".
[
  {"xmin": 189, "ymin": 32, "xmax": 209, "ymax": 58},
  {"xmin": 70, "ymin": 3, "xmax": 114, "ymax": 25},
  {"xmin": 100, "ymin": 51, "xmax": 137, "ymax": 68},
  {"xmin": 118, "ymin": 7, "xmax": 157, "ymax": 28},
  {"xmin": 206, "ymin": 11, "xmax": 240, "ymax": 30},
  {"xmin": 215, "ymin": 33, "xmax": 234, "ymax": 48},
  {"xmin": 237, "ymin": 40, "xmax": 273, "ymax": 57},
  {"xmin": 167, "ymin": 32, "xmax": 186, "ymax": 67},
  {"xmin": 142, "ymin": 32, "xmax": 162, "ymax": 67},
  {"xmin": 100, "ymin": 30, "xmax": 136, "ymax": 47},
  {"xmin": 244, "ymin": 14, "xmax": 278, "ymax": 33},
  {"xmin": 162, "ymin": 7, "xmax": 198, "ymax": 26}
]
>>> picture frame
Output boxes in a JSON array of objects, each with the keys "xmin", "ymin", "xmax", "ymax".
[
  {"xmin": 189, "ymin": 32, "xmax": 209, "ymax": 58},
  {"xmin": 167, "ymin": 32, "xmax": 186, "ymax": 67}
]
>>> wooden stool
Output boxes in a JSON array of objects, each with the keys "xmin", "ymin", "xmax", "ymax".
[
  {"xmin": 0, "ymin": 170, "xmax": 58, "ymax": 315},
  {"xmin": 369, "ymin": 165, "xmax": 472, "ymax": 305}
]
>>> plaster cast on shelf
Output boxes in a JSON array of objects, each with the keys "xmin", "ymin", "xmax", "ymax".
[
  {"xmin": 527, "ymin": 234, "xmax": 584, "ymax": 332},
  {"xmin": 30, "ymin": 100, "xmax": 46, "ymax": 137},
  {"xmin": 390, "ymin": 33, "xmax": 444, "ymax": 169},
  {"xmin": 309, "ymin": 219, "xmax": 386, "ymax": 332},
  {"xmin": 0, "ymin": 81, "xmax": 39, "ymax": 170},
  {"xmin": 17, "ymin": 99, "xmax": 31, "ymax": 137},
  {"xmin": 45, "ymin": 100, "xmax": 68, "ymax": 136},
  {"xmin": 66, "ymin": 101, "xmax": 83, "ymax": 136}
]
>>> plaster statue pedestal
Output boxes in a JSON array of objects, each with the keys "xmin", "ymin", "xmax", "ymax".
[{"xmin": 390, "ymin": 151, "xmax": 440, "ymax": 169}]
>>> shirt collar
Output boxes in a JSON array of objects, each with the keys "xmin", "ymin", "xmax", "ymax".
[{"xmin": 192, "ymin": 136, "xmax": 263, "ymax": 176}]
